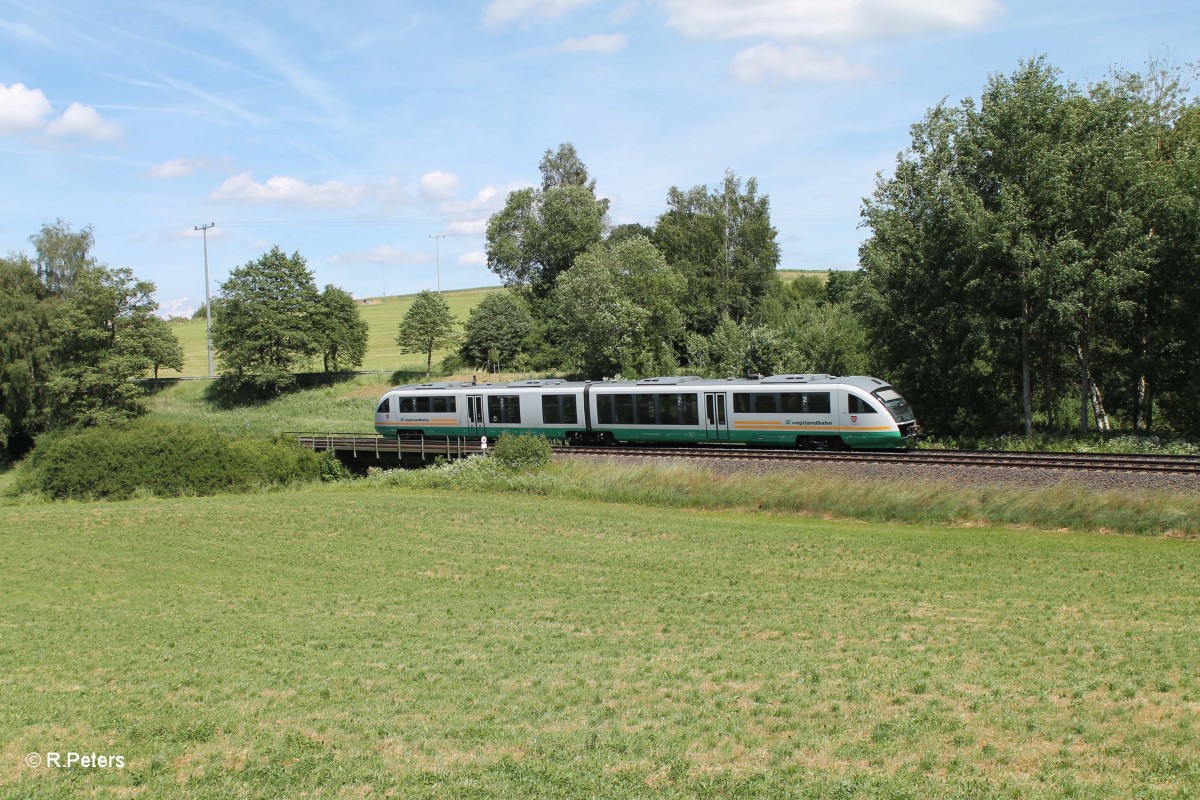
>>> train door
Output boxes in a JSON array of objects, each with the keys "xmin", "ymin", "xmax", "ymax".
[
  {"xmin": 839, "ymin": 389, "xmax": 879, "ymax": 447},
  {"xmin": 704, "ymin": 392, "xmax": 730, "ymax": 441},
  {"xmin": 466, "ymin": 395, "xmax": 486, "ymax": 437}
]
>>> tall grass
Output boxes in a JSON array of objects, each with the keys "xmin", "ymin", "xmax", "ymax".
[
  {"xmin": 921, "ymin": 432, "xmax": 1200, "ymax": 455},
  {"xmin": 370, "ymin": 457, "xmax": 1200, "ymax": 537}
]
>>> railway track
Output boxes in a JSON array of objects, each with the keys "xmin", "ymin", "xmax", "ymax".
[
  {"xmin": 292, "ymin": 433, "xmax": 1200, "ymax": 475},
  {"xmin": 561, "ymin": 445, "xmax": 1200, "ymax": 475}
]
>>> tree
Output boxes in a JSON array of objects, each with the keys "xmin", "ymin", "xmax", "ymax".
[
  {"xmin": 396, "ymin": 290, "xmax": 457, "ymax": 376},
  {"xmin": 486, "ymin": 143, "xmax": 608, "ymax": 304},
  {"xmin": 211, "ymin": 246, "xmax": 321, "ymax": 394},
  {"xmin": 0, "ymin": 256, "xmax": 56, "ymax": 456},
  {"xmin": 138, "ymin": 315, "xmax": 185, "ymax": 386},
  {"xmin": 315, "ymin": 285, "xmax": 369, "ymax": 372},
  {"xmin": 30, "ymin": 218, "xmax": 97, "ymax": 296},
  {"xmin": 459, "ymin": 291, "xmax": 534, "ymax": 373},
  {"xmin": 549, "ymin": 236, "xmax": 686, "ymax": 378},
  {"xmin": 45, "ymin": 265, "xmax": 161, "ymax": 427},
  {"xmin": 857, "ymin": 56, "xmax": 1200, "ymax": 437},
  {"xmin": 549, "ymin": 257, "xmax": 645, "ymax": 379},
  {"xmin": 540, "ymin": 142, "xmax": 603, "ymax": 199},
  {"xmin": 858, "ymin": 98, "xmax": 1022, "ymax": 437},
  {"xmin": 653, "ymin": 171, "xmax": 781, "ymax": 335}
]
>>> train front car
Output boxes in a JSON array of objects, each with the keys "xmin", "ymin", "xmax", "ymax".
[{"xmin": 871, "ymin": 385, "xmax": 919, "ymax": 448}]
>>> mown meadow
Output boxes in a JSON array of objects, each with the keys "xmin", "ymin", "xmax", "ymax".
[{"xmin": 1, "ymin": 486, "xmax": 1196, "ymax": 798}]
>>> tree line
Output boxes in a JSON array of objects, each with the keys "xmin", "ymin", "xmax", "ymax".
[
  {"xmin": 857, "ymin": 56, "xmax": 1200, "ymax": 436},
  {"xmin": 432, "ymin": 143, "xmax": 863, "ymax": 386},
  {"xmin": 439, "ymin": 58, "xmax": 1200, "ymax": 439},
  {"xmin": 1, "ymin": 220, "xmax": 185, "ymax": 457}
]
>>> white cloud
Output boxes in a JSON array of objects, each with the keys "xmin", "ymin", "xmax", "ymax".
[
  {"xmin": 157, "ymin": 297, "xmax": 195, "ymax": 320},
  {"xmin": 483, "ymin": 0, "xmax": 597, "ymax": 27},
  {"xmin": 149, "ymin": 157, "xmax": 215, "ymax": 179},
  {"xmin": 420, "ymin": 170, "xmax": 460, "ymax": 202},
  {"xmin": 329, "ymin": 246, "xmax": 429, "ymax": 266},
  {"xmin": 731, "ymin": 44, "xmax": 872, "ymax": 83},
  {"xmin": 0, "ymin": 82, "xmax": 52, "ymax": 134},
  {"xmin": 457, "ymin": 251, "xmax": 487, "ymax": 266},
  {"xmin": 445, "ymin": 219, "xmax": 489, "ymax": 236},
  {"xmin": 440, "ymin": 182, "xmax": 530, "ymax": 214},
  {"xmin": 663, "ymin": 0, "xmax": 1002, "ymax": 44},
  {"xmin": 210, "ymin": 172, "xmax": 370, "ymax": 208},
  {"xmin": 45, "ymin": 102, "xmax": 124, "ymax": 141},
  {"xmin": 557, "ymin": 33, "xmax": 627, "ymax": 54}
]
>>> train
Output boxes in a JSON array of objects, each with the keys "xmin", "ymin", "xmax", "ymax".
[{"xmin": 374, "ymin": 374, "xmax": 918, "ymax": 450}]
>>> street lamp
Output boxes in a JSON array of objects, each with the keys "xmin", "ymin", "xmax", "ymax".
[
  {"xmin": 194, "ymin": 223, "xmax": 215, "ymax": 377},
  {"xmin": 429, "ymin": 233, "xmax": 445, "ymax": 292}
]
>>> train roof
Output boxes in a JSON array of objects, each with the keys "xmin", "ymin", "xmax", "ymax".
[{"xmin": 384, "ymin": 374, "xmax": 894, "ymax": 393}]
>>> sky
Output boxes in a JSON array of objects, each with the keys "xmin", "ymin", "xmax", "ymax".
[{"xmin": 0, "ymin": 0, "xmax": 1195, "ymax": 318}]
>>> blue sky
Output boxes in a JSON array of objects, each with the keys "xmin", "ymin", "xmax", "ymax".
[{"xmin": 0, "ymin": 0, "xmax": 1194, "ymax": 317}]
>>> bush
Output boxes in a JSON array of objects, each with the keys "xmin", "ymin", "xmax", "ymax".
[
  {"xmin": 491, "ymin": 433, "xmax": 554, "ymax": 470},
  {"xmin": 23, "ymin": 420, "xmax": 323, "ymax": 500}
]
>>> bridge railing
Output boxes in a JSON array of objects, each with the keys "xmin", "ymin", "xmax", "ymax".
[{"xmin": 288, "ymin": 432, "xmax": 484, "ymax": 460}]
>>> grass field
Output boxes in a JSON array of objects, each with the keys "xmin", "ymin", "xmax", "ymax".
[
  {"xmin": 166, "ymin": 287, "xmax": 502, "ymax": 377},
  {"xmin": 1, "ymin": 486, "xmax": 1196, "ymax": 798}
]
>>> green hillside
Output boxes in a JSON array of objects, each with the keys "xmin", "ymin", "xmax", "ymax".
[
  {"xmin": 162, "ymin": 272, "xmax": 827, "ymax": 378},
  {"xmin": 165, "ymin": 286, "xmax": 502, "ymax": 377}
]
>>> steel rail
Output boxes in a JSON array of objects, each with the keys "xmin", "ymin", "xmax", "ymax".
[{"xmin": 561, "ymin": 446, "xmax": 1200, "ymax": 474}]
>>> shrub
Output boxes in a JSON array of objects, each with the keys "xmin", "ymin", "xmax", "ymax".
[
  {"xmin": 25, "ymin": 420, "xmax": 322, "ymax": 500},
  {"xmin": 491, "ymin": 433, "xmax": 553, "ymax": 470}
]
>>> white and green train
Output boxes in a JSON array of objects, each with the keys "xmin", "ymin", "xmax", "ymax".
[{"xmin": 374, "ymin": 374, "xmax": 918, "ymax": 450}]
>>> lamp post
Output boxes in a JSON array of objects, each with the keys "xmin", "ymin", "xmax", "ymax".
[
  {"xmin": 428, "ymin": 233, "xmax": 445, "ymax": 292},
  {"xmin": 194, "ymin": 223, "xmax": 215, "ymax": 377}
]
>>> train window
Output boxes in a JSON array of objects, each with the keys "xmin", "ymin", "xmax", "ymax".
[
  {"xmin": 733, "ymin": 393, "xmax": 751, "ymax": 413},
  {"xmin": 398, "ymin": 397, "xmax": 416, "ymax": 413},
  {"xmin": 808, "ymin": 393, "xmax": 831, "ymax": 414},
  {"xmin": 614, "ymin": 394, "xmax": 635, "ymax": 425},
  {"xmin": 487, "ymin": 395, "xmax": 522, "ymax": 424},
  {"xmin": 636, "ymin": 394, "xmax": 658, "ymax": 425},
  {"xmin": 658, "ymin": 394, "xmax": 680, "ymax": 425},
  {"xmin": 428, "ymin": 396, "xmax": 455, "ymax": 413},
  {"xmin": 848, "ymin": 394, "xmax": 878, "ymax": 414},
  {"xmin": 415, "ymin": 397, "xmax": 430, "ymax": 413},
  {"xmin": 754, "ymin": 393, "xmax": 779, "ymax": 413},
  {"xmin": 542, "ymin": 395, "xmax": 561, "ymax": 424},
  {"xmin": 377, "ymin": 398, "xmax": 390, "ymax": 414},
  {"xmin": 541, "ymin": 394, "xmax": 578, "ymax": 425},
  {"xmin": 874, "ymin": 389, "xmax": 914, "ymax": 423},
  {"xmin": 681, "ymin": 394, "xmax": 700, "ymax": 425},
  {"xmin": 597, "ymin": 395, "xmax": 614, "ymax": 424}
]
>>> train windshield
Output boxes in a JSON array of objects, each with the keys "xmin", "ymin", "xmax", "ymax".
[{"xmin": 873, "ymin": 388, "xmax": 915, "ymax": 423}]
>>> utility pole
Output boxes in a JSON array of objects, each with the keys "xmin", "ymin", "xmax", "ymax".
[
  {"xmin": 195, "ymin": 223, "xmax": 215, "ymax": 377},
  {"xmin": 428, "ymin": 233, "xmax": 445, "ymax": 292}
]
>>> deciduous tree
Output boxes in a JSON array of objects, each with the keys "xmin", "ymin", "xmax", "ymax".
[
  {"xmin": 486, "ymin": 143, "xmax": 608, "ymax": 304},
  {"xmin": 396, "ymin": 290, "xmax": 457, "ymax": 376},
  {"xmin": 316, "ymin": 285, "xmax": 369, "ymax": 372},
  {"xmin": 211, "ymin": 246, "xmax": 321, "ymax": 393},
  {"xmin": 0, "ymin": 256, "xmax": 55, "ymax": 456},
  {"xmin": 653, "ymin": 171, "xmax": 781, "ymax": 335},
  {"xmin": 459, "ymin": 291, "xmax": 534, "ymax": 373}
]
